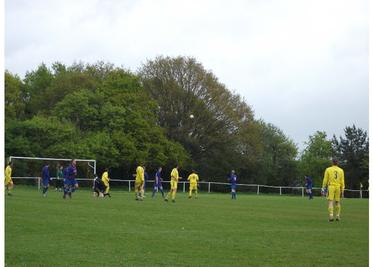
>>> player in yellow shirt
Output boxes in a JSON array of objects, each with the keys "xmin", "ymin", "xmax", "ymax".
[
  {"xmin": 135, "ymin": 165, "xmax": 145, "ymax": 200},
  {"xmin": 187, "ymin": 170, "xmax": 199, "ymax": 199},
  {"xmin": 101, "ymin": 168, "xmax": 111, "ymax": 198},
  {"xmin": 5, "ymin": 161, "xmax": 13, "ymax": 196},
  {"xmin": 321, "ymin": 159, "xmax": 345, "ymax": 222},
  {"xmin": 165, "ymin": 165, "xmax": 182, "ymax": 203}
]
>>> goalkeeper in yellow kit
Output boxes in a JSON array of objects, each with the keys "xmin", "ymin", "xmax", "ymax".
[
  {"xmin": 101, "ymin": 168, "xmax": 111, "ymax": 198},
  {"xmin": 187, "ymin": 170, "xmax": 199, "ymax": 199},
  {"xmin": 321, "ymin": 159, "xmax": 345, "ymax": 222},
  {"xmin": 5, "ymin": 161, "xmax": 13, "ymax": 196},
  {"xmin": 165, "ymin": 165, "xmax": 182, "ymax": 203},
  {"xmin": 135, "ymin": 165, "xmax": 145, "ymax": 200}
]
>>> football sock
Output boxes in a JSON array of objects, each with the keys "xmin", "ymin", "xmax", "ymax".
[
  {"xmin": 335, "ymin": 204, "xmax": 341, "ymax": 217},
  {"xmin": 160, "ymin": 189, "xmax": 164, "ymax": 198},
  {"xmin": 328, "ymin": 207, "xmax": 334, "ymax": 217}
]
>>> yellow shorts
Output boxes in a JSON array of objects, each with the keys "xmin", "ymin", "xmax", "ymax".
[
  {"xmin": 327, "ymin": 186, "xmax": 341, "ymax": 202},
  {"xmin": 135, "ymin": 181, "xmax": 143, "ymax": 191},
  {"xmin": 103, "ymin": 182, "xmax": 110, "ymax": 193},
  {"xmin": 5, "ymin": 179, "xmax": 12, "ymax": 186},
  {"xmin": 189, "ymin": 183, "xmax": 197, "ymax": 190},
  {"xmin": 170, "ymin": 180, "xmax": 178, "ymax": 190}
]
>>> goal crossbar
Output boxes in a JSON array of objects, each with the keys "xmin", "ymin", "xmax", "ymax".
[
  {"xmin": 9, "ymin": 156, "xmax": 96, "ymax": 163},
  {"xmin": 9, "ymin": 156, "xmax": 97, "ymax": 174}
]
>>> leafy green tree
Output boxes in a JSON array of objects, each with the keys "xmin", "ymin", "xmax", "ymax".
[
  {"xmin": 5, "ymin": 62, "xmax": 190, "ymax": 179},
  {"xmin": 5, "ymin": 115, "xmax": 78, "ymax": 157},
  {"xmin": 5, "ymin": 71, "xmax": 26, "ymax": 121},
  {"xmin": 298, "ymin": 131, "xmax": 333, "ymax": 186},
  {"xmin": 332, "ymin": 125, "xmax": 369, "ymax": 189},
  {"xmin": 139, "ymin": 56, "xmax": 261, "ymax": 181},
  {"xmin": 256, "ymin": 122, "xmax": 298, "ymax": 186},
  {"xmin": 23, "ymin": 63, "xmax": 54, "ymax": 117}
]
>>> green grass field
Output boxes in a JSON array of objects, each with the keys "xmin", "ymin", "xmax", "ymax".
[{"xmin": 5, "ymin": 187, "xmax": 368, "ymax": 267}]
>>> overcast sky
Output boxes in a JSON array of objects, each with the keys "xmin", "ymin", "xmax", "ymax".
[{"xmin": 5, "ymin": 0, "xmax": 369, "ymax": 150}]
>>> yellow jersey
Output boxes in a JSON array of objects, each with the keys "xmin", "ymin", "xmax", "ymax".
[
  {"xmin": 322, "ymin": 165, "xmax": 345, "ymax": 190},
  {"xmin": 171, "ymin": 168, "xmax": 179, "ymax": 181},
  {"xmin": 5, "ymin": 165, "xmax": 12, "ymax": 181},
  {"xmin": 136, "ymin": 166, "xmax": 144, "ymax": 183},
  {"xmin": 187, "ymin": 173, "xmax": 199, "ymax": 184},
  {"xmin": 101, "ymin": 171, "xmax": 109, "ymax": 183}
]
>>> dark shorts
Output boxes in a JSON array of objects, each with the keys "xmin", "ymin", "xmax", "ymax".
[
  {"xmin": 94, "ymin": 181, "xmax": 105, "ymax": 192},
  {"xmin": 154, "ymin": 183, "xmax": 163, "ymax": 189},
  {"xmin": 231, "ymin": 184, "xmax": 237, "ymax": 190},
  {"xmin": 42, "ymin": 178, "xmax": 50, "ymax": 186},
  {"xmin": 64, "ymin": 179, "xmax": 77, "ymax": 186}
]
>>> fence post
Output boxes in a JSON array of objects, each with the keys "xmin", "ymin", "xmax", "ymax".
[
  {"xmin": 208, "ymin": 182, "xmax": 211, "ymax": 193},
  {"xmin": 38, "ymin": 177, "xmax": 41, "ymax": 191},
  {"xmin": 257, "ymin": 185, "xmax": 260, "ymax": 195},
  {"xmin": 302, "ymin": 187, "xmax": 304, "ymax": 197},
  {"xmin": 128, "ymin": 181, "xmax": 131, "ymax": 192},
  {"xmin": 280, "ymin": 187, "xmax": 282, "ymax": 196},
  {"xmin": 183, "ymin": 182, "xmax": 185, "ymax": 193}
]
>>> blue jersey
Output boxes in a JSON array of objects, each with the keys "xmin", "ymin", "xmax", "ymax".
[
  {"xmin": 42, "ymin": 165, "xmax": 50, "ymax": 180},
  {"xmin": 229, "ymin": 174, "xmax": 237, "ymax": 185},
  {"xmin": 154, "ymin": 171, "xmax": 162, "ymax": 185},
  {"xmin": 66, "ymin": 164, "xmax": 77, "ymax": 180},
  {"xmin": 63, "ymin": 167, "xmax": 68, "ymax": 179},
  {"xmin": 305, "ymin": 177, "xmax": 313, "ymax": 189}
]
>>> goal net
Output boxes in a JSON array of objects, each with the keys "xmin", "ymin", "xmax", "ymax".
[{"xmin": 8, "ymin": 156, "xmax": 96, "ymax": 190}]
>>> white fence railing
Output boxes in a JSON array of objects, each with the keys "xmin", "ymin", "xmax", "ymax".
[{"xmin": 11, "ymin": 177, "xmax": 369, "ymax": 198}]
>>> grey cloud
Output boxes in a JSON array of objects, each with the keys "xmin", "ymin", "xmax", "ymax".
[{"xmin": 5, "ymin": 0, "xmax": 368, "ymax": 150}]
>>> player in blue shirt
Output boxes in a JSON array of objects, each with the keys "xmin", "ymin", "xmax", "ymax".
[
  {"xmin": 63, "ymin": 159, "xmax": 78, "ymax": 199},
  {"xmin": 41, "ymin": 163, "xmax": 51, "ymax": 197},
  {"xmin": 305, "ymin": 175, "xmax": 313, "ymax": 199},
  {"xmin": 152, "ymin": 167, "xmax": 165, "ymax": 198},
  {"xmin": 229, "ymin": 170, "xmax": 237, "ymax": 200}
]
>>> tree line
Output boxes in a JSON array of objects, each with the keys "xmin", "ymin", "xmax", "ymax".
[{"xmin": 4, "ymin": 56, "xmax": 369, "ymax": 189}]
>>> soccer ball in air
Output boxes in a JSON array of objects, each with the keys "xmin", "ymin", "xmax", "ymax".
[{"xmin": 189, "ymin": 114, "xmax": 194, "ymax": 119}]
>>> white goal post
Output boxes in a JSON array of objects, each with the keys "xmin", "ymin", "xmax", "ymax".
[
  {"xmin": 9, "ymin": 156, "xmax": 96, "ymax": 173},
  {"xmin": 8, "ymin": 156, "xmax": 97, "ymax": 190}
]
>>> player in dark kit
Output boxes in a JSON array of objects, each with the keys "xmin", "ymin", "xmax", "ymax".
[
  {"xmin": 305, "ymin": 175, "xmax": 313, "ymax": 199},
  {"xmin": 152, "ymin": 167, "xmax": 165, "ymax": 198},
  {"xmin": 41, "ymin": 163, "xmax": 51, "ymax": 197},
  {"xmin": 93, "ymin": 174, "xmax": 105, "ymax": 197},
  {"xmin": 63, "ymin": 159, "xmax": 78, "ymax": 199},
  {"xmin": 229, "ymin": 170, "xmax": 237, "ymax": 200}
]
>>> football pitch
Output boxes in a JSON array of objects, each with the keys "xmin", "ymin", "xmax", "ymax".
[{"xmin": 5, "ymin": 187, "xmax": 368, "ymax": 267}]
